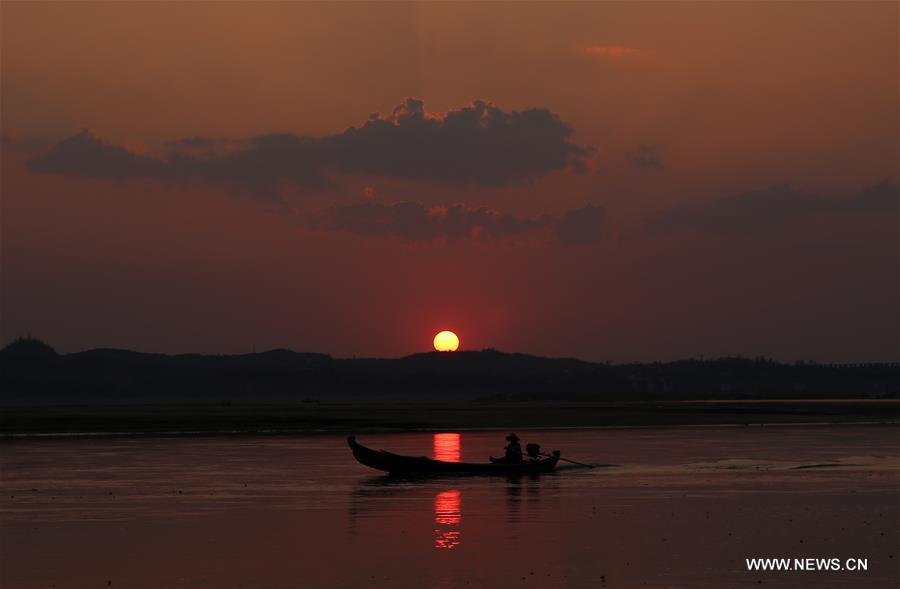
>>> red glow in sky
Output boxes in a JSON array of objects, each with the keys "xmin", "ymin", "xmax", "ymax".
[{"xmin": 1, "ymin": 2, "xmax": 897, "ymax": 361}]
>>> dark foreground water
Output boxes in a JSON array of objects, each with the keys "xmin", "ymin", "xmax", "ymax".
[{"xmin": 1, "ymin": 426, "xmax": 897, "ymax": 588}]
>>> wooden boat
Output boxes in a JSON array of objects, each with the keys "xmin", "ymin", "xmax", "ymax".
[{"xmin": 347, "ymin": 435, "xmax": 560, "ymax": 475}]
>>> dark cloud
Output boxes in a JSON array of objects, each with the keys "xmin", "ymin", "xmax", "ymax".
[
  {"xmin": 26, "ymin": 130, "xmax": 163, "ymax": 178},
  {"xmin": 630, "ymin": 144, "xmax": 664, "ymax": 170},
  {"xmin": 28, "ymin": 99, "xmax": 592, "ymax": 193},
  {"xmin": 318, "ymin": 98, "xmax": 591, "ymax": 185},
  {"xmin": 162, "ymin": 136, "xmax": 229, "ymax": 149},
  {"xmin": 307, "ymin": 201, "xmax": 553, "ymax": 243},
  {"xmin": 556, "ymin": 205, "xmax": 604, "ymax": 245},
  {"xmin": 168, "ymin": 133, "xmax": 329, "ymax": 192},
  {"xmin": 645, "ymin": 182, "xmax": 899, "ymax": 235}
]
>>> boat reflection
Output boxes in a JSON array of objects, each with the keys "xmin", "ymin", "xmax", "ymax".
[
  {"xmin": 432, "ymin": 433, "xmax": 461, "ymax": 462},
  {"xmin": 433, "ymin": 489, "xmax": 461, "ymax": 549},
  {"xmin": 348, "ymin": 434, "xmax": 550, "ymax": 551},
  {"xmin": 505, "ymin": 474, "xmax": 549, "ymax": 523}
]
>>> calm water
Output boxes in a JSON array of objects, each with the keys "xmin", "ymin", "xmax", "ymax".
[{"xmin": 1, "ymin": 426, "xmax": 898, "ymax": 588}]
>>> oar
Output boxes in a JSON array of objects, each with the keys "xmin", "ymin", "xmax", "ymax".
[{"xmin": 541, "ymin": 453, "xmax": 595, "ymax": 468}]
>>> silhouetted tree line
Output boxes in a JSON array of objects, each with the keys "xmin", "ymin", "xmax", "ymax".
[{"xmin": 1, "ymin": 338, "xmax": 897, "ymax": 404}]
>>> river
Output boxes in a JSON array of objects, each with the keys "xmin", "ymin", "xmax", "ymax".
[{"xmin": 1, "ymin": 425, "xmax": 897, "ymax": 588}]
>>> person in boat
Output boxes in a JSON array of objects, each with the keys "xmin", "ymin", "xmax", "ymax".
[
  {"xmin": 502, "ymin": 433, "xmax": 523, "ymax": 463},
  {"xmin": 525, "ymin": 443, "xmax": 542, "ymax": 461}
]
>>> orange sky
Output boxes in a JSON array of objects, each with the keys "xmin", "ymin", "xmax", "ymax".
[{"xmin": 1, "ymin": 2, "xmax": 897, "ymax": 361}]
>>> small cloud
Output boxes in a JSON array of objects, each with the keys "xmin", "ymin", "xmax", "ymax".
[
  {"xmin": 630, "ymin": 144, "xmax": 664, "ymax": 170},
  {"xmin": 27, "ymin": 129, "xmax": 163, "ymax": 178},
  {"xmin": 556, "ymin": 205, "xmax": 604, "ymax": 246}
]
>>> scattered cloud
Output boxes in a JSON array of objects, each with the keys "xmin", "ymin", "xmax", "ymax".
[
  {"xmin": 306, "ymin": 201, "xmax": 553, "ymax": 244},
  {"xmin": 556, "ymin": 205, "xmax": 605, "ymax": 246},
  {"xmin": 644, "ymin": 182, "xmax": 899, "ymax": 235},
  {"xmin": 304, "ymin": 200, "xmax": 607, "ymax": 247},
  {"xmin": 630, "ymin": 144, "xmax": 664, "ymax": 170},
  {"xmin": 28, "ymin": 98, "xmax": 593, "ymax": 195}
]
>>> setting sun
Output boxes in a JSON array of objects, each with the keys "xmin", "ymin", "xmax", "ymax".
[{"xmin": 433, "ymin": 330, "xmax": 460, "ymax": 352}]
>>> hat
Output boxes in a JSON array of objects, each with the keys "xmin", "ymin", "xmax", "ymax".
[{"xmin": 505, "ymin": 433, "xmax": 520, "ymax": 442}]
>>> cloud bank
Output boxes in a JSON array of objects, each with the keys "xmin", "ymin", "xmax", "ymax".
[
  {"xmin": 645, "ymin": 182, "xmax": 899, "ymax": 235},
  {"xmin": 28, "ymin": 99, "xmax": 592, "ymax": 193}
]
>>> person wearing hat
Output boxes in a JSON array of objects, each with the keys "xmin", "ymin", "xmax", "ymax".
[{"xmin": 503, "ymin": 433, "xmax": 523, "ymax": 463}]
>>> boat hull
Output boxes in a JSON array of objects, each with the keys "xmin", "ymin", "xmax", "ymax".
[{"xmin": 347, "ymin": 436, "xmax": 560, "ymax": 475}]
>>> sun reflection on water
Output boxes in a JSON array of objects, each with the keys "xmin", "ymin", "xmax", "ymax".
[
  {"xmin": 433, "ymin": 433, "xmax": 461, "ymax": 462},
  {"xmin": 434, "ymin": 489, "xmax": 461, "ymax": 549}
]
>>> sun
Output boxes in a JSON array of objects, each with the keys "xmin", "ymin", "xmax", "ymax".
[{"xmin": 433, "ymin": 330, "xmax": 460, "ymax": 352}]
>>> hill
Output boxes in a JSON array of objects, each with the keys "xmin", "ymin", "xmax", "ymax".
[{"xmin": 1, "ymin": 340, "xmax": 897, "ymax": 404}]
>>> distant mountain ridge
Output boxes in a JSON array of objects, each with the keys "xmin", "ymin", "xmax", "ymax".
[{"xmin": 1, "ymin": 338, "xmax": 897, "ymax": 404}]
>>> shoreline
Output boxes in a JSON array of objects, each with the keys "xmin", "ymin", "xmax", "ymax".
[
  {"xmin": 2, "ymin": 399, "xmax": 898, "ymax": 440},
  {"xmin": 3, "ymin": 420, "xmax": 898, "ymax": 441}
]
